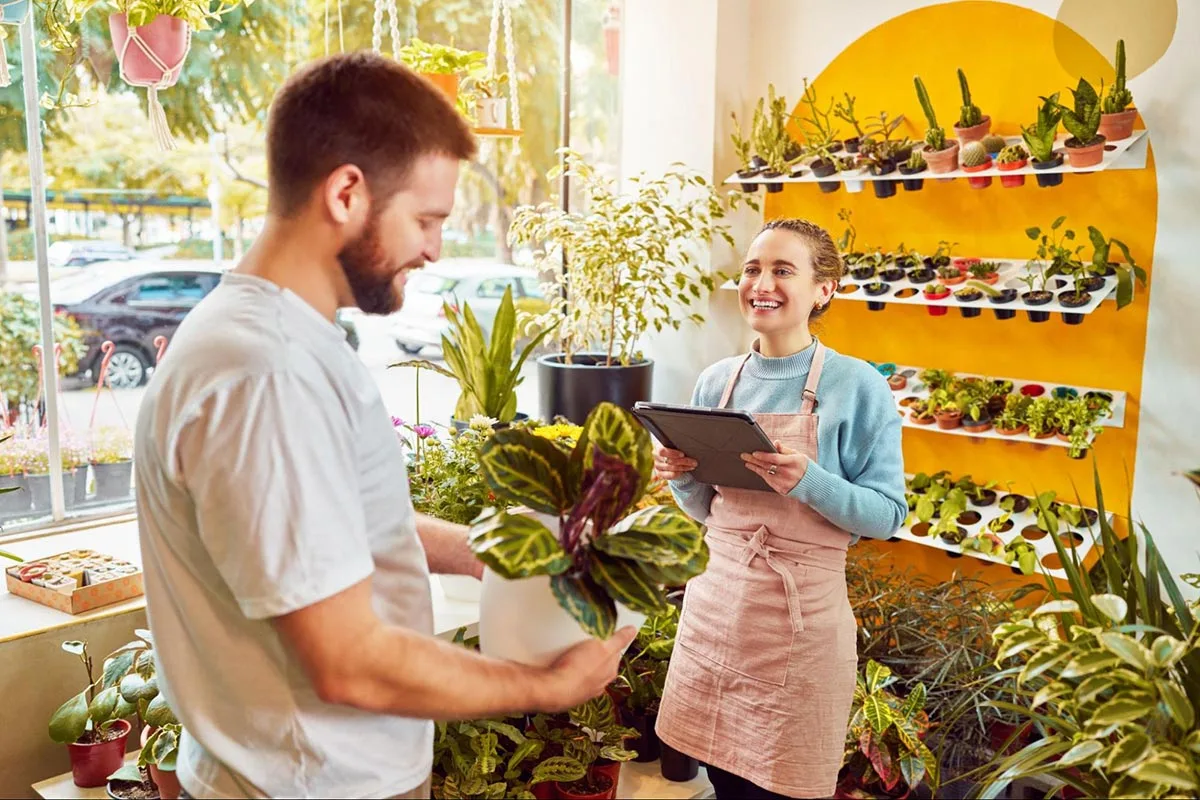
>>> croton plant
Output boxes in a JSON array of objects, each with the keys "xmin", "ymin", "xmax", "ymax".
[{"xmin": 469, "ymin": 403, "xmax": 708, "ymax": 638}]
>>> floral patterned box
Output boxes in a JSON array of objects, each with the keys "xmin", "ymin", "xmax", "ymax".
[{"xmin": 4, "ymin": 549, "xmax": 143, "ymax": 614}]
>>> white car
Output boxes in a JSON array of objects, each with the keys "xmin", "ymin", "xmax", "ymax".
[
  {"xmin": 48, "ymin": 240, "xmax": 137, "ymax": 267},
  {"xmin": 391, "ymin": 261, "xmax": 549, "ymax": 355}
]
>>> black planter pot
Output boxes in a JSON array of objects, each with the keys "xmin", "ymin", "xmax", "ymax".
[
  {"xmin": 660, "ymin": 741, "xmax": 700, "ymax": 783},
  {"xmin": 761, "ymin": 170, "xmax": 783, "ymax": 193},
  {"xmin": 864, "ymin": 282, "xmax": 890, "ymax": 312},
  {"xmin": 92, "ymin": 460, "xmax": 134, "ymax": 503},
  {"xmin": 897, "ymin": 164, "xmax": 926, "ymax": 192},
  {"xmin": 450, "ymin": 412, "xmax": 530, "ymax": 434},
  {"xmin": 1059, "ymin": 290, "xmax": 1092, "ymax": 325},
  {"xmin": 624, "ymin": 710, "xmax": 661, "ymax": 763},
  {"xmin": 0, "ymin": 474, "xmax": 29, "ymax": 517},
  {"xmin": 810, "ymin": 159, "xmax": 840, "ymax": 194},
  {"xmin": 880, "ymin": 268, "xmax": 906, "ymax": 282},
  {"xmin": 843, "ymin": 137, "xmax": 861, "ymax": 154},
  {"xmin": 1032, "ymin": 152, "xmax": 1065, "ymax": 187},
  {"xmin": 871, "ymin": 162, "xmax": 897, "ymax": 199},
  {"xmin": 851, "ymin": 267, "xmax": 876, "ymax": 282},
  {"xmin": 538, "ymin": 354, "xmax": 653, "ymax": 424},
  {"xmin": 1093, "ymin": 263, "xmax": 1118, "ymax": 278},
  {"xmin": 908, "ymin": 268, "xmax": 936, "ymax": 285},
  {"xmin": 1081, "ymin": 275, "xmax": 1106, "ymax": 292},
  {"xmin": 989, "ymin": 288, "xmax": 1019, "ymax": 320},
  {"xmin": 736, "ymin": 167, "xmax": 761, "ymax": 193},
  {"xmin": 1021, "ymin": 290, "xmax": 1054, "ymax": 323},
  {"xmin": 750, "ymin": 155, "xmax": 767, "ymax": 170},
  {"xmin": 956, "ymin": 290, "xmax": 984, "ymax": 318}
]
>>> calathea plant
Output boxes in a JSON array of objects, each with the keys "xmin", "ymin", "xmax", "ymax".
[{"xmin": 469, "ymin": 403, "xmax": 707, "ymax": 637}]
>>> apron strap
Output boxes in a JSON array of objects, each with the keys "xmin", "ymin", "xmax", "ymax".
[
  {"xmin": 718, "ymin": 352, "xmax": 754, "ymax": 408},
  {"xmin": 800, "ymin": 342, "xmax": 827, "ymax": 415},
  {"xmin": 740, "ymin": 527, "xmax": 805, "ymax": 633}
]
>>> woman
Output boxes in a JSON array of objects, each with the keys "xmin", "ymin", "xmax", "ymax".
[{"xmin": 653, "ymin": 218, "xmax": 907, "ymax": 799}]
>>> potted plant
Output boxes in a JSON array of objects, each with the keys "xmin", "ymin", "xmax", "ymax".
[
  {"xmin": 1088, "ymin": 225, "xmax": 1147, "ymax": 310},
  {"xmin": 937, "ymin": 265, "xmax": 965, "ymax": 286},
  {"xmin": 966, "ymin": 261, "xmax": 1000, "ymax": 285},
  {"xmin": 925, "ymin": 241, "xmax": 956, "ymax": 271},
  {"xmin": 510, "ymin": 152, "xmax": 746, "ymax": 424},
  {"xmin": 798, "ymin": 79, "xmax": 845, "ymax": 194},
  {"xmin": 836, "ymin": 660, "xmax": 938, "ymax": 799},
  {"xmin": 954, "ymin": 285, "xmax": 984, "ymax": 319},
  {"xmin": 1021, "ymin": 93, "xmax": 1064, "ymax": 187},
  {"xmin": 981, "ymin": 133, "xmax": 1007, "ymax": 158},
  {"xmin": 0, "ymin": 433, "xmax": 28, "ymax": 517},
  {"xmin": 89, "ymin": 427, "xmax": 134, "ymax": 502},
  {"xmin": 21, "ymin": 437, "xmax": 52, "ymax": 515},
  {"xmin": 1015, "ymin": 268, "xmax": 1053, "ymax": 324},
  {"xmin": 960, "ymin": 141, "xmax": 992, "ymax": 189},
  {"xmin": 898, "ymin": 150, "xmax": 927, "ymax": 192},
  {"xmin": 1099, "ymin": 39, "xmax": 1138, "ymax": 142},
  {"xmin": 616, "ymin": 608, "xmax": 677, "ymax": 764},
  {"xmin": 995, "ymin": 144, "xmax": 1029, "ymax": 188},
  {"xmin": 1058, "ymin": 263, "xmax": 1094, "ymax": 325},
  {"xmin": 948, "ymin": 68, "xmax": 990, "ymax": 144},
  {"xmin": 469, "ymin": 403, "xmax": 707, "ymax": 666},
  {"xmin": 1024, "ymin": 397, "xmax": 1057, "ymax": 440},
  {"xmin": 913, "ymin": 75, "xmax": 960, "ymax": 174},
  {"xmin": 1055, "ymin": 78, "xmax": 1106, "ymax": 168},
  {"xmin": 834, "ymin": 92, "xmax": 866, "ymax": 153},
  {"xmin": 139, "ymin": 715, "xmax": 182, "ymax": 799},
  {"xmin": 994, "ymin": 395, "xmax": 1030, "ymax": 436},
  {"xmin": 470, "ymin": 72, "xmax": 510, "ymax": 129},
  {"xmin": 923, "ymin": 282, "xmax": 951, "ymax": 316},
  {"xmin": 858, "ymin": 138, "xmax": 900, "ymax": 200},
  {"xmin": 864, "ymin": 281, "xmax": 891, "ymax": 312},
  {"xmin": 930, "ymin": 390, "xmax": 962, "ymax": 429},
  {"xmin": 49, "ymin": 640, "xmax": 136, "ymax": 788},
  {"xmin": 730, "ymin": 112, "xmax": 762, "ymax": 192},
  {"xmin": 755, "ymin": 84, "xmax": 802, "ymax": 191},
  {"xmin": 959, "ymin": 388, "xmax": 992, "ymax": 433},
  {"xmin": 398, "ymin": 37, "xmax": 487, "ymax": 107}
]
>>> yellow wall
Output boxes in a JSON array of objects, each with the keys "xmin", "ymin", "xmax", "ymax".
[{"xmin": 767, "ymin": 2, "xmax": 1157, "ymax": 584}]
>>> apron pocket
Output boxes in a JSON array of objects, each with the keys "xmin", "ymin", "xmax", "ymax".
[{"xmin": 675, "ymin": 551, "xmax": 801, "ymax": 687}]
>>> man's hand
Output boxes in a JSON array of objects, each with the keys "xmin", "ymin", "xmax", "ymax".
[
  {"xmin": 741, "ymin": 441, "xmax": 809, "ymax": 495},
  {"xmin": 537, "ymin": 627, "xmax": 639, "ymax": 712},
  {"xmin": 416, "ymin": 513, "xmax": 483, "ymax": 578}
]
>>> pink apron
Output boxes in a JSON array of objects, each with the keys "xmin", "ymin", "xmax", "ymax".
[{"xmin": 656, "ymin": 343, "xmax": 858, "ymax": 798}]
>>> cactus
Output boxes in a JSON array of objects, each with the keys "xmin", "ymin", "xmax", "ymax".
[
  {"xmin": 957, "ymin": 68, "xmax": 983, "ymax": 128},
  {"xmin": 914, "ymin": 75, "xmax": 947, "ymax": 151},
  {"xmin": 961, "ymin": 141, "xmax": 990, "ymax": 167},
  {"xmin": 997, "ymin": 144, "xmax": 1029, "ymax": 164},
  {"xmin": 834, "ymin": 92, "xmax": 866, "ymax": 139},
  {"xmin": 1102, "ymin": 39, "xmax": 1135, "ymax": 113},
  {"xmin": 730, "ymin": 112, "xmax": 753, "ymax": 167},
  {"xmin": 906, "ymin": 150, "xmax": 927, "ymax": 171},
  {"xmin": 981, "ymin": 133, "xmax": 1007, "ymax": 154}
]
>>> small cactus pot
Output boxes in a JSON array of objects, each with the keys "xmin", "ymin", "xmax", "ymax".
[
  {"xmin": 736, "ymin": 165, "xmax": 763, "ymax": 193},
  {"xmin": 997, "ymin": 158, "xmax": 1028, "ymax": 188},
  {"xmin": 1064, "ymin": 135, "xmax": 1107, "ymax": 169},
  {"xmin": 871, "ymin": 162, "xmax": 898, "ymax": 199},
  {"xmin": 810, "ymin": 159, "xmax": 840, "ymax": 194},
  {"xmin": 963, "ymin": 157, "xmax": 993, "ymax": 189},
  {"xmin": 843, "ymin": 136, "xmax": 861, "ymax": 154},
  {"xmin": 1098, "ymin": 108, "xmax": 1137, "ymax": 142},
  {"xmin": 953, "ymin": 115, "xmax": 991, "ymax": 144},
  {"xmin": 897, "ymin": 163, "xmax": 925, "ymax": 191},
  {"xmin": 1032, "ymin": 152, "xmax": 1065, "ymax": 187},
  {"xmin": 761, "ymin": 170, "xmax": 784, "ymax": 193},
  {"xmin": 923, "ymin": 141, "xmax": 960, "ymax": 174}
]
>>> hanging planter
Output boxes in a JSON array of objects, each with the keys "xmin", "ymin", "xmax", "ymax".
[
  {"xmin": 810, "ymin": 159, "xmax": 840, "ymax": 194},
  {"xmin": 0, "ymin": 0, "xmax": 29, "ymax": 88},
  {"xmin": 988, "ymin": 288, "xmax": 1018, "ymax": 321},
  {"xmin": 109, "ymin": 11, "xmax": 192, "ymax": 151}
]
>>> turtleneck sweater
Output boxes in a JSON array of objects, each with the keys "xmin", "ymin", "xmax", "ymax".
[{"xmin": 668, "ymin": 338, "xmax": 906, "ymax": 541}]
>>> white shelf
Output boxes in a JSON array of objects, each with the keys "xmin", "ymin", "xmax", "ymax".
[
  {"xmin": 897, "ymin": 473, "xmax": 1111, "ymax": 579},
  {"xmin": 725, "ymin": 130, "xmax": 1149, "ymax": 186}
]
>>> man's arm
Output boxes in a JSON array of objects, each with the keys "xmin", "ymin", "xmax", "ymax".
[
  {"xmin": 415, "ymin": 513, "xmax": 483, "ymax": 579},
  {"xmin": 273, "ymin": 577, "xmax": 635, "ymax": 720}
]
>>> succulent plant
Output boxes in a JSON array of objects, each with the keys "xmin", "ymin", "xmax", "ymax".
[
  {"xmin": 913, "ymin": 75, "xmax": 948, "ymax": 151},
  {"xmin": 981, "ymin": 133, "xmax": 1007, "ymax": 154},
  {"xmin": 1021, "ymin": 93, "xmax": 1062, "ymax": 163},
  {"xmin": 957, "ymin": 68, "xmax": 984, "ymax": 128},
  {"xmin": 1102, "ymin": 39, "xmax": 1134, "ymax": 114},
  {"xmin": 961, "ymin": 141, "xmax": 990, "ymax": 168},
  {"xmin": 1057, "ymin": 78, "xmax": 1103, "ymax": 146},
  {"xmin": 906, "ymin": 150, "xmax": 927, "ymax": 171},
  {"xmin": 997, "ymin": 144, "xmax": 1029, "ymax": 164}
]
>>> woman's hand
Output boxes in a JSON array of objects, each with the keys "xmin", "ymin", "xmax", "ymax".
[
  {"xmin": 741, "ymin": 441, "xmax": 809, "ymax": 495},
  {"xmin": 655, "ymin": 446, "xmax": 697, "ymax": 482}
]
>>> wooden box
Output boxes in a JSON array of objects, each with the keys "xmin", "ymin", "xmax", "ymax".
[{"xmin": 4, "ymin": 549, "xmax": 143, "ymax": 614}]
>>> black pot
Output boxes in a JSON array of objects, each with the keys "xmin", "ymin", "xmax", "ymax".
[
  {"xmin": 92, "ymin": 460, "xmax": 134, "ymax": 503},
  {"xmin": 1002, "ymin": 494, "xmax": 1031, "ymax": 514},
  {"xmin": 451, "ymin": 412, "xmax": 530, "ymax": 434},
  {"xmin": 843, "ymin": 137, "xmax": 861, "ymax": 154},
  {"xmin": 0, "ymin": 474, "xmax": 29, "ymax": 517},
  {"xmin": 736, "ymin": 168, "xmax": 761, "ymax": 193},
  {"xmin": 538, "ymin": 354, "xmax": 653, "ymax": 425},
  {"xmin": 624, "ymin": 710, "xmax": 661, "ymax": 763},
  {"xmin": 761, "ymin": 170, "xmax": 783, "ymax": 193},
  {"xmin": 660, "ymin": 741, "xmax": 700, "ymax": 782},
  {"xmin": 1081, "ymin": 275, "xmax": 1106, "ymax": 292},
  {"xmin": 1021, "ymin": 290, "xmax": 1054, "ymax": 323},
  {"xmin": 864, "ymin": 283, "xmax": 890, "ymax": 312},
  {"xmin": 897, "ymin": 164, "xmax": 926, "ymax": 192},
  {"xmin": 851, "ymin": 267, "xmax": 876, "ymax": 281},
  {"xmin": 750, "ymin": 155, "xmax": 767, "ymax": 170},
  {"xmin": 810, "ymin": 159, "xmax": 840, "ymax": 194},
  {"xmin": 1059, "ymin": 290, "xmax": 1091, "ymax": 326},
  {"xmin": 908, "ymin": 268, "xmax": 935, "ymax": 285},
  {"xmin": 1032, "ymin": 153, "xmax": 1065, "ymax": 187},
  {"xmin": 880, "ymin": 268, "xmax": 906, "ymax": 282},
  {"xmin": 1093, "ymin": 263, "xmax": 1117, "ymax": 278},
  {"xmin": 871, "ymin": 162, "xmax": 897, "ymax": 199},
  {"xmin": 956, "ymin": 290, "xmax": 983, "ymax": 318},
  {"xmin": 970, "ymin": 489, "xmax": 998, "ymax": 508},
  {"xmin": 989, "ymin": 288, "xmax": 1018, "ymax": 320}
]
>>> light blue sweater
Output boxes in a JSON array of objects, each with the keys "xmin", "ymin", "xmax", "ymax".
[{"xmin": 669, "ymin": 339, "xmax": 906, "ymax": 541}]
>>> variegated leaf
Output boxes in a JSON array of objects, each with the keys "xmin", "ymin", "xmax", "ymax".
[
  {"xmin": 863, "ymin": 695, "xmax": 892, "ymax": 735},
  {"xmin": 1060, "ymin": 651, "xmax": 1120, "ymax": 679},
  {"xmin": 1091, "ymin": 695, "xmax": 1152, "ymax": 727},
  {"xmin": 469, "ymin": 509, "xmax": 571, "ymax": 579},
  {"xmin": 1074, "ymin": 674, "xmax": 1118, "ymax": 705},
  {"xmin": 1128, "ymin": 756, "xmax": 1200, "ymax": 790},
  {"xmin": 640, "ymin": 541, "xmax": 709, "ymax": 586},
  {"xmin": 1098, "ymin": 632, "xmax": 1153, "ymax": 671},
  {"xmin": 1091, "ymin": 593, "xmax": 1129, "ymax": 624},
  {"xmin": 479, "ymin": 430, "xmax": 570, "ymax": 514},
  {"xmin": 1020, "ymin": 645, "xmax": 1072, "ymax": 685},
  {"xmin": 551, "ymin": 574, "xmax": 617, "ymax": 639},
  {"xmin": 1107, "ymin": 732, "xmax": 1151, "ymax": 772},
  {"xmin": 596, "ymin": 505, "xmax": 704, "ymax": 565},
  {"xmin": 1157, "ymin": 679, "xmax": 1195, "ymax": 731},
  {"xmin": 1152, "ymin": 635, "xmax": 1189, "ymax": 669},
  {"xmin": 571, "ymin": 403, "xmax": 653, "ymax": 501},
  {"xmin": 143, "ymin": 693, "xmax": 178, "ymax": 727},
  {"xmin": 530, "ymin": 756, "xmax": 587, "ymax": 785},
  {"xmin": 589, "ymin": 552, "xmax": 669, "ymax": 616},
  {"xmin": 48, "ymin": 690, "xmax": 89, "ymax": 744},
  {"xmin": 1060, "ymin": 740, "xmax": 1105, "ymax": 766}
]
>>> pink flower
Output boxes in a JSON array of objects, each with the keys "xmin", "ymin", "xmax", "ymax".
[
  {"xmin": 391, "ymin": 416, "xmax": 406, "ymax": 428},
  {"xmin": 413, "ymin": 424, "xmax": 436, "ymax": 439}
]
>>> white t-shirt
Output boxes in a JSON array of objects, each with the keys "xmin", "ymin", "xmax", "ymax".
[{"xmin": 135, "ymin": 273, "xmax": 434, "ymax": 798}]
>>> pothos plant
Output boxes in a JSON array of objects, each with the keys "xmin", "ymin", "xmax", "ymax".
[
  {"xmin": 508, "ymin": 150, "xmax": 753, "ymax": 367},
  {"xmin": 469, "ymin": 402, "xmax": 708, "ymax": 638},
  {"xmin": 42, "ymin": 0, "xmax": 247, "ymax": 53}
]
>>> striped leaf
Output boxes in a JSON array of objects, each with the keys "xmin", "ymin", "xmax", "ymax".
[
  {"xmin": 469, "ymin": 509, "xmax": 571, "ymax": 580},
  {"xmin": 479, "ymin": 429, "xmax": 570, "ymax": 515},
  {"xmin": 551, "ymin": 574, "xmax": 617, "ymax": 639},
  {"xmin": 589, "ymin": 552, "xmax": 669, "ymax": 616},
  {"xmin": 597, "ymin": 505, "xmax": 705, "ymax": 565},
  {"xmin": 570, "ymin": 403, "xmax": 653, "ymax": 502},
  {"xmin": 639, "ymin": 541, "xmax": 709, "ymax": 586},
  {"xmin": 563, "ymin": 449, "xmax": 642, "ymax": 547},
  {"xmin": 530, "ymin": 757, "xmax": 587, "ymax": 786}
]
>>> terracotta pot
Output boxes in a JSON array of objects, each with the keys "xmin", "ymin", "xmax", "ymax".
[
  {"xmin": 150, "ymin": 765, "xmax": 181, "ymax": 800},
  {"xmin": 942, "ymin": 273, "xmax": 966, "ymax": 286},
  {"xmin": 977, "ymin": 273, "xmax": 1000, "ymax": 285},
  {"xmin": 952, "ymin": 257, "xmax": 980, "ymax": 272},
  {"xmin": 935, "ymin": 411, "xmax": 962, "ymax": 430},
  {"xmin": 1098, "ymin": 108, "xmax": 1137, "ymax": 142},
  {"xmin": 1064, "ymin": 136, "xmax": 1106, "ymax": 169},
  {"xmin": 557, "ymin": 772, "xmax": 616, "ymax": 800},
  {"xmin": 997, "ymin": 158, "xmax": 1028, "ymax": 188},
  {"xmin": 910, "ymin": 413, "xmax": 936, "ymax": 426},
  {"xmin": 420, "ymin": 72, "xmax": 459, "ymax": 104},
  {"xmin": 108, "ymin": 13, "xmax": 190, "ymax": 87},
  {"xmin": 923, "ymin": 141, "xmax": 960, "ymax": 174},
  {"xmin": 1032, "ymin": 429, "xmax": 1057, "ymax": 440},
  {"xmin": 887, "ymin": 374, "xmax": 907, "ymax": 391},
  {"xmin": 963, "ymin": 419, "xmax": 993, "ymax": 434},
  {"xmin": 953, "ymin": 115, "xmax": 991, "ymax": 143},
  {"xmin": 68, "ymin": 719, "xmax": 132, "ymax": 788},
  {"xmin": 531, "ymin": 780, "xmax": 558, "ymax": 799},
  {"xmin": 592, "ymin": 760, "xmax": 622, "ymax": 790},
  {"xmin": 963, "ymin": 159, "xmax": 993, "ymax": 189}
]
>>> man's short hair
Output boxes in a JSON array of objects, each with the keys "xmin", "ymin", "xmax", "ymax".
[{"xmin": 266, "ymin": 51, "xmax": 477, "ymax": 216}]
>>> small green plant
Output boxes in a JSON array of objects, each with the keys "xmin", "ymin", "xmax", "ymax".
[
  {"xmin": 997, "ymin": 144, "xmax": 1028, "ymax": 164},
  {"xmin": 1102, "ymin": 39, "xmax": 1134, "ymax": 114},
  {"xmin": 968, "ymin": 261, "xmax": 1000, "ymax": 279},
  {"xmin": 837, "ymin": 208, "xmax": 858, "ymax": 254},
  {"xmin": 399, "ymin": 37, "xmax": 487, "ymax": 77},
  {"xmin": 797, "ymin": 78, "xmax": 842, "ymax": 164},
  {"xmin": 956, "ymin": 68, "xmax": 984, "ymax": 128},
  {"xmin": 1020, "ymin": 93, "xmax": 1062, "ymax": 163},
  {"xmin": 1002, "ymin": 537, "xmax": 1037, "ymax": 575},
  {"xmin": 961, "ymin": 141, "xmax": 990, "ymax": 167},
  {"xmin": 1026, "ymin": 215, "xmax": 1086, "ymax": 280},
  {"xmin": 49, "ymin": 631, "xmax": 161, "ymax": 745},
  {"xmin": 730, "ymin": 112, "xmax": 754, "ymax": 168},
  {"xmin": 89, "ymin": 427, "xmax": 134, "ymax": 464},
  {"xmin": 834, "ymin": 92, "xmax": 866, "ymax": 140},
  {"xmin": 1024, "ymin": 397, "xmax": 1057, "ymax": 438},
  {"xmin": 914, "ymin": 75, "xmax": 949, "ymax": 152},
  {"xmin": 1057, "ymin": 77, "xmax": 1104, "ymax": 146},
  {"xmin": 906, "ymin": 150, "xmax": 927, "ymax": 171},
  {"xmin": 753, "ymin": 84, "xmax": 802, "ymax": 171},
  {"xmin": 996, "ymin": 394, "xmax": 1031, "ymax": 430},
  {"xmin": 1088, "ymin": 225, "xmax": 1147, "ymax": 310}
]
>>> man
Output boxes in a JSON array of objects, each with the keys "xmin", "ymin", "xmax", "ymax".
[{"xmin": 135, "ymin": 53, "xmax": 635, "ymax": 799}]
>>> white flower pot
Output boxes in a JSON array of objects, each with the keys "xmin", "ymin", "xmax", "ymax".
[
  {"xmin": 477, "ymin": 97, "xmax": 508, "ymax": 129},
  {"xmin": 436, "ymin": 573, "xmax": 482, "ymax": 603},
  {"xmin": 477, "ymin": 514, "xmax": 646, "ymax": 666}
]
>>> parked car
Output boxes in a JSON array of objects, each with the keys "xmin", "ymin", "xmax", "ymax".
[
  {"xmin": 48, "ymin": 240, "xmax": 137, "ymax": 268},
  {"xmin": 390, "ymin": 261, "xmax": 549, "ymax": 355}
]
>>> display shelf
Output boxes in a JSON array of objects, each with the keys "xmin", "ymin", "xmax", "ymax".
[
  {"xmin": 724, "ymin": 130, "xmax": 1149, "ymax": 187},
  {"xmin": 897, "ymin": 473, "xmax": 1111, "ymax": 580},
  {"xmin": 473, "ymin": 126, "xmax": 523, "ymax": 138}
]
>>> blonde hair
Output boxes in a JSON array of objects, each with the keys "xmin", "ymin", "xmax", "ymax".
[{"xmin": 756, "ymin": 218, "xmax": 845, "ymax": 318}]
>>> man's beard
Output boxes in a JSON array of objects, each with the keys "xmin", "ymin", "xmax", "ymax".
[{"xmin": 337, "ymin": 213, "xmax": 419, "ymax": 315}]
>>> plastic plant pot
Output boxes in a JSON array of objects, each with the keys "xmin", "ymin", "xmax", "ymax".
[
  {"xmin": 955, "ymin": 289, "xmax": 984, "ymax": 318},
  {"xmin": 760, "ymin": 170, "xmax": 783, "ymax": 193},
  {"xmin": 871, "ymin": 162, "xmax": 898, "ymax": 199},
  {"xmin": 1059, "ymin": 290, "xmax": 1091, "ymax": 325},
  {"xmin": 810, "ymin": 159, "xmax": 839, "ymax": 194},
  {"xmin": 1021, "ymin": 290, "xmax": 1054, "ymax": 323},
  {"xmin": 997, "ymin": 157, "xmax": 1028, "ymax": 188},
  {"xmin": 864, "ymin": 282, "xmax": 890, "ymax": 312},
  {"xmin": 924, "ymin": 286, "xmax": 951, "ymax": 316},
  {"xmin": 1064, "ymin": 135, "xmax": 1107, "ymax": 169},
  {"xmin": 898, "ymin": 163, "xmax": 926, "ymax": 191},
  {"xmin": 963, "ymin": 157, "xmax": 993, "ymax": 189},
  {"xmin": 1032, "ymin": 153, "xmax": 1065, "ymax": 187}
]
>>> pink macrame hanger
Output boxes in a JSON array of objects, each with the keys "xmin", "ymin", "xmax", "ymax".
[
  {"xmin": 30, "ymin": 343, "xmax": 72, "ymax": 434},
  {"xmin": 154, "ymin": 335, "xmax": 168, "ymax": 365},
  {"xmin": 88, "ymin": 341, "xmax": 131, "ymax": 435}
]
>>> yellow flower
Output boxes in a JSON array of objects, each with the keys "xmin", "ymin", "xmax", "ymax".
[{"xmin": 532, "ymin": 424, "xmax": 583, "ymax": 444}]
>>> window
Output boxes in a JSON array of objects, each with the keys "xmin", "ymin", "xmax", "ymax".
[
  {"xmin": 476, "ymin": 278, "xmax": 519, "ymax": 299},
  {"xmin": 127, "ymin": 274, "xmax": 218, "ymax": 307},
  {"xmin": 408, "ymin": 274, "xmax": 459, "ymax": 297}
]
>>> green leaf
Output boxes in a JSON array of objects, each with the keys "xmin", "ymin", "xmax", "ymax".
[
  {"xmin": 899, "ymin": 754, "xmax": 926, "ymax": 790},
  {"xmin": 107, "ymin": 764, "xmax": 144, "ymax": 783},
  {"xmin": 530, "ymin": 757, "xmax": 587, "ymax": 785},
  {"xmin": 900, "ymin": 682, "xmax": 926, "ymax": 720},
  {"xmin": 1107, "ymin": 732, "xmax": 1151, "ymax": 772},
  {"xmin": 1033, "ymin": 599, "xmax": 1080, "ymax": 617},
  {"xmin": 61, "ymin": 641, "xmax": 85, "ymax": 656},
  {"xmin": 1060, "ymin": 651, "xmax": 1121, "ymax": 679},
  {"xmin": 143, "ymin": 693, "xmax": 178, "ymax": 728},
  {"xmin": 551, "ymin": 574, "xmax": 617, "ymax": 639},
  {"xmin": 1184, "ymin": 731, "xmax": 1200, "ymax": 754},
  {"xmin": 639, "ymin": 542, "xmax": 709, "ymax": 587},
  {"xmin": 1060, "ymin": 739, "xmax": 1104, "ymax": 766},
  {"xmin": 573, "ymin": 403, "xmax": 653, "ymax": 501},
  {"xmin": 151, "ymin": 727, "xmax": 179, "ymax": 769},
  {"xmin": 119, "ymin": 673, "xmax": 158, "ymax": 704},
  {"xmin": 469, "ymin": 509, "xmax": 571, "ymax": 580},
  {"xmin": 88, "ymin": 687, "xmax": 119, "ymax": 725},
  {"xmin": 1128, "ymin": 757, "xmax": 1200, "ymax": 790},
  {"xmin": 865, "ymin": 659, "xmax": 893, "ymax": 693},
  {"xmin": 596, "ymin": 505, "xmax": 705, "ymax": 566},
  {"xmin": 1032, "ymin": 681, "xmax": 1071, "ymax": 710},
  {"xmin": 478, "ymin": 430, "xmax": 571, "ymax": 515},
  {"xmin": 863, "ymin": 695, "xmax": 892, "ymax": 735},
  {"xmin": 1074, "ymin": 675, "xmax": 1118, "ymax": 705},
  {"xmin": 1152, "ymin": 635, "xmax": 1189, "ymax": 669},
  {"xmin": 1098, "ymin": 632, "xmax": 1153, "ymax": 671},
  {"xmin": 113, "ymin": 694, "xmax": 137, "ymax": 720},
  {"xmin": 101, "ymin": 650, "xmax": 138, "ymax": 690},
  {"xmin": 48, "ymin": 690, "xmax": 90, "ymax": 744},
  {"xmin": 1091, "ymin": 593, "xmax": 1129, "ymax": 623},
  {"xmin": 1020, "ymin": 646, "xmax": 1072, "ymax": 685},
  {"xmin": 589, "ymin": 552, "xmax": 668, "ymax": 616},
  {"xmin": 1091, "ymin": 695, "xmax": 1152, "ymax": 727},
  {"xmin": 1156, "ymin": 679, "xmax": 1195, "ymax": 731}
]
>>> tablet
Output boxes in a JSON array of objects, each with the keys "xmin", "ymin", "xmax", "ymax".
[{"xmin": 632, "ymin": 402, "xmax": 778, "ymax": 492}]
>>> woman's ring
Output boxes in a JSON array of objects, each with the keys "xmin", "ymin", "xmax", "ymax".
[{"xmin": 768, "ymin": 465, "xmax": 777, "ymax": 475}]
